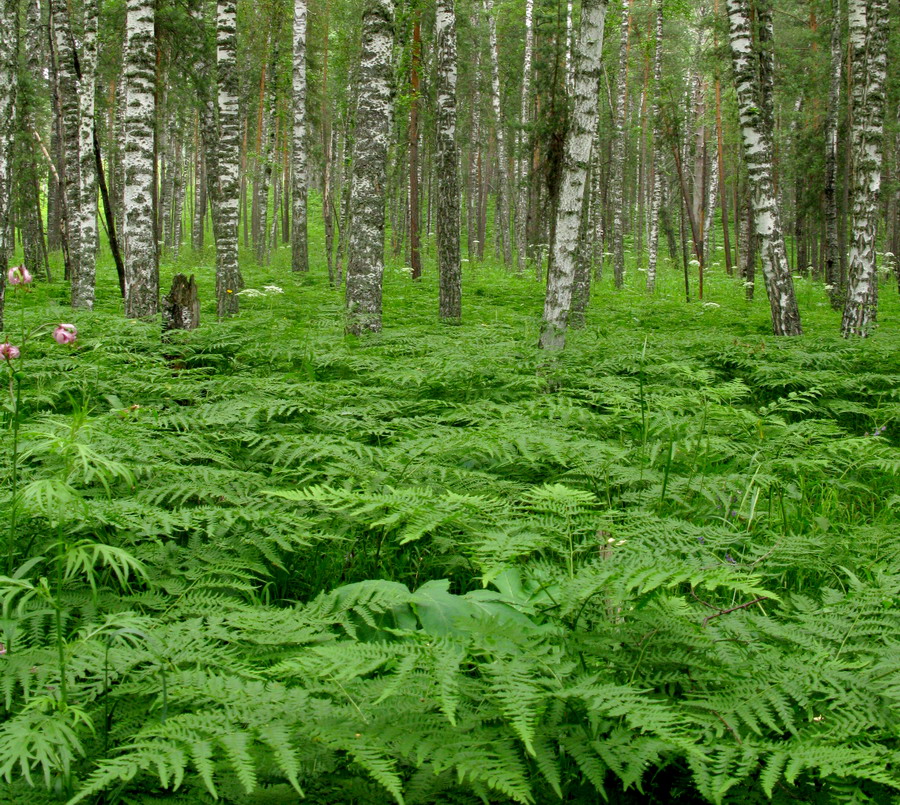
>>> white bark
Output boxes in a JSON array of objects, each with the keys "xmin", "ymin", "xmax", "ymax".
[
  {"xmin": 216, "ymin": 0, "xmax": 241, "ymax": 316},
  {"xmin": 609, "ymin": 0, "xmax": 631, "ymax": 289},
  {"xmin": 0, "ymin": 0, "xmax": 16, "ymax": 330},
  {"xmin": 292, "ymin": 0, "xmax": 309, "ymax": 272},
  {"xmin": 725, "ymin": 0, "xmax": 801, "ymax": 335},
  {"xmin": 646, "ymin": 1, "xmax": 663, "ymax": 292},
  {"xmin": 539, "ymin": 0, "xmax": 609, "ymax": 350},
  {"xmin": 484, "ymin": 0, "xmax": 511, "ymax": 265},
  {"xmin": 123, "ymin": 0, "xmax": 158, "ymax": 318},
  {"xmin": 436, "ymin": 0, "xmax": 461, "ymax": 321},
  {"xmin": 515, "ymin": 0, "xmax": 534, "ymax": 270},
  {"xmin": 344, "ymin": 0, "xmax": 394, "ymax": 334},
  {"xmin": 74, "ymin": 0, "xmax": 99, "ymax": 309},
  {"xmin": 841, "ymin": 0, "xmax": 889, "ymax": 337}
]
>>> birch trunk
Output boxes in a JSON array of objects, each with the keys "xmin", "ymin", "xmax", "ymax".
[
  {"xmin": 841, "ymin": 0, "xmax": 888, "ymax": 337},
  {"xmin": 646, "ymin": 1, "xmax": 663, "ymax": 292},
  {"xmin": 484, "ymin": 0, "xmax": 511, "ymax": 266},
  {"xmin": 17, "ymin": 0, "xmax": 49, "ymax": 282},
  {"xmin": 824, "ymin": 0, "xmax": 841, "ymax": 308},
  {"xmin": 291, "ymin": 0, "xmax": 309, "ymax": 273},
  {"xmin": 539, "ymin": 0, "xmax": 609, "ymax": 350},
  {"xmin": 344, "ymin": 0, "xmax": 393, "ymax": 334},
  {"xmin": 0, "ymin": 0, "xmax": 16, "ymax": 330},
  {"xmin": 51, "ymin": 0, "xmax": 80, "ymax": 283},
  {"xmin": 123, "ymin": 0, "xmax": 158, "ymax": 318},
  {"xmin": 515, "ymin": 0, "xmax": 534, "ymax": 271},
  {"xmin": 725, "ymin": 0, "xmax": 801, "ymax": 336},
  {"xmin": 216, "ymin": 0, "xmax": 241, "ymax": 314},
  {"xmin": 609, "ymin": 0, "xmax": 631, "ymax": 289},
  {"xmin": 73, "ymin": 0, "xmax": 99, "ymax": 308},
  {"xmin": 436, "ymin": 0, "xmax": 461, "ymax": 322}
]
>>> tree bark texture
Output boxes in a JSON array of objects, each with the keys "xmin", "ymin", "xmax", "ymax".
[
  {"xmin": 539, "ymin": 0, "xmax": 609, "ymax": 350},
  {"xmin": 123, "ymin": 0, "xmax": 158, "ymax": 318},
  {"xmin": 291, "ymin": 0, "xmax": 309, "ymax": 274},
  {"xmin": 436, "ymin": 0, "xmax": 461, "ymax": 322},
  {"xmin": 725, "ymin": 0, "xmax": 801, "ymax": 336},
  {"xmin": 216, "ymin": 0, "xmax": 241, "ymax": 315},
  {"xmin": 841, "ymin": 0, "xmax": 888, "ymax": 338},
  {"xmin": 344, "ymin": 0, "xmax": 393, "ymax": 335}
]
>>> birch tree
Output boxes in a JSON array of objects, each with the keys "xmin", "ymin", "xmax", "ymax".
[
  {"xmin": 515, "ymin": 0, "xmax": 534, "ymax": 271},
  {"xmin": 436, "ymin": 0, "xmax": 461, "ymax": 322},
  {"xmin": 216, "ymin": 0, "xmax": 241, "ymax": 316},
  {"xmin": 484, "ymin": 0, "xmax": 511, "ymax": 266},
  {"xmin": 823, "ymin": 0, "xmax": 842, "ymax": 308},
  {"xmin": 123, "ymin": 0, "xmax": 158, "ymax": 318},
  {"xmin": 0, "ymin": 0, "xmax": 16, "ymax": 330},
  {"xmin": 344, "ymin": 0, "xmax": 394, "ymax": 335},
  {"xmin": 73, "ymin": 0, "xmax": 99, "ymax": 309},
  {"xmin": 725, "ymin": 0, "xmax": 801, "ymax": 336},
  {"xmin": 292, "ymin": 0, "xmax": 309, "ymax": 273},
  {"xmin": 646, "ymin": 1, "xmax": 663, "ymax": 292},
  {"xmin": 609, "ymin": 0, "xmax": 631, "ymax": 289},
  {"xmin": 841, "ymin": 0, "xmax": 889, "ymax": 338},
  {"xmin": 539, "ymin": 0, "xmax": 609, "ymax": 351},
  {"xmin": 51, "ymin": 0, "xmax": 80, "ymax": 283}
]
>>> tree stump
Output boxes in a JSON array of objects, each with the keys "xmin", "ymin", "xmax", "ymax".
[{"xmin": 162, "ymin": 274, "xmax": 200, "ymax": 332}]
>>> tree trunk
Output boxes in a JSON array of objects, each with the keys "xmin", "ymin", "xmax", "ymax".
[
  {"xmin": 123, "ymin": 0, "xmax": 158, "ymax": 318},
  {"xmin": 162, "ymin": 273, "xmax": 200, "ymax": 332},
  {"xmin": 291, "ymin": 0, "xmax": 309, "ymax": 274},
  {"xmin": 216, "ymin": 0, "xmax": 241, "ymax": 314},
  {"xmin": 610, "ymin": 0, "xmax": 632, "ymax": 289},
  {"xmin": 408, "ymin": 15, "xmax": 421, "ymax": 280},
  {"xmin": 344, "ymin": 0, "xmax": 393, "ymax": 334},
  {"xmin": 539, "ymin": 0, "xmax": 609, "ymax": 350},
  {"xmin": 515, "ymin": 0, "xmax": 534, "ymax": 271},
  {"xmin": 436, "ymin": 0, "xmax": 461, "ymax": 322},
  {"xmin": 646, "ymin": 1, "xmax": 663, "ymax": 292},
  {"xmin": 51, "ymin": 0, "xmax": 80, "ymax": 284},
  {"xmin": 484, "ymin": 0, "xmax": 511, "ymax": 266},
  {"xmin": 841, "ymin": 0, "xmax": 888, "ymax": 337},
  {"xmin": 725, "ymin": 0, "xmax": 801, "ymax": 335},
  {"xmin": 0, "ymin": 0, "xmax": 17, "ymax": 330}
]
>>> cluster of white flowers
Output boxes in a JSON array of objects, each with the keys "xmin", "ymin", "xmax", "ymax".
[{"xmin": 238, "ymin": 285, "xmax": 284, "ymax": 298}]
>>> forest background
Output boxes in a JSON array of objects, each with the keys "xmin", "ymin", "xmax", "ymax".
[{"xmin": 0, "ymin": 0, "xmax": 899, "ymax": 802}]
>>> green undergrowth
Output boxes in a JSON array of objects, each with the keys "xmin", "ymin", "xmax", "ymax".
[{"xmin": 1, "ymin": 244, "xmax": 899, "ymax": 804}]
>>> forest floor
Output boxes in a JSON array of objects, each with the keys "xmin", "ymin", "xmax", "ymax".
[{"xmin": 2, "ymin": 236, "xmax": 899, "ymax": 804}]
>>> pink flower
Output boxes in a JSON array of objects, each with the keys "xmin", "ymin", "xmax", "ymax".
[
  {"xmin": 53, "ymin": 324, "xmax": 77, "ymax": 345},
  {"xmin": 0, "ymin": 343, "xmax": 20, "ymax": 360},
  {"xmin": 7, "ymin": 265, "xmax": 32, "ymax": 285}
]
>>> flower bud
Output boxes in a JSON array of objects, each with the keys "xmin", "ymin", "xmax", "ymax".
[
  {"xmin": 0, "ymin": 342, "xmax": 20, "ymax": 360},
  {"xmin": 53, "ymin": 323, "xmax": 77, "ymax": 345}
]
